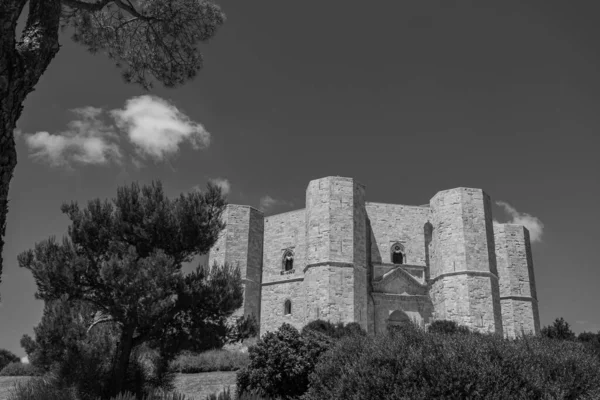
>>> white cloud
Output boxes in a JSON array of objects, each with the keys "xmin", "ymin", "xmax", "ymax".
[
  {"xmin": 259, "ymin": 195, "xmax": 292, "ymax": 212},
  {"xmin": 24, "ymin": 107, "xmax": 121, "ymax": 167},
  {"xmin": 209, "ymin": 178, "xmax": 231, "ymax": 195},
  {"xmin": 495, "ymin": 201, "xmax": 545, "ymax": 243},
  {"xmin": 111, "ymin": 95, "xmax": 209, "ymax": 161},
  {"xmin": 23, "ymin": 96, "xmax": 209, "ymax": 168},
  {"xmin": 20, "ymin": 356, "xmax": 29, "ymax": 364}
]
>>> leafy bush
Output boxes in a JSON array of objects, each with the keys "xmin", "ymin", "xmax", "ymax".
[
  {"xmin": 304, "ymin": 323, "xmax": 600, "ymax": 400},
  {"xmin": 301, "ymin": 319, "xmax": 366, "ymax": 339},
  {"xmin": 8, "ymin": 378, "xmax": 79, "ymax": 400},
  {"xmin": 237, "ymin": 323, "xmax": 333, "ymax": 399},
  {"xmin": 427, "ymin": 319, "xmax": 471, "ymax": 334},
  {"xmin": 541, "ymin": 317, "xmax": 576, "ymax": 341},
  {"xmin": 205, "ymin": 387, "xmax": 277, "ymax": 400},
  {"xmin": 0, "ymin": 349, "xmax": 20, "ymax": 371},
  {"xmin": 0, "ymin": 361, "xmax": 40, "ymax": 376},
  {"xmin": 169, "ymin": 349, "xmax": 249, "ymax": 373},
  {"xmin": 104, "ymin": 389, "xmax": 188, "ymax": 400}
]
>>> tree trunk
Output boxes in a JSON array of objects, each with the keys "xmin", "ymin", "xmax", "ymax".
[
  {"xmin": 112, "ymin": 324, "xmax": 136, "ymax": 396},
  {"xmin": 0, "ymin": 0, "xmax": 62, "ymax": 297}
]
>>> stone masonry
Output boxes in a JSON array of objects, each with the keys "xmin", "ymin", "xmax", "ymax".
[{"xmin": 208, "ymin": 176, "xmax": 540, "ymax": 337}]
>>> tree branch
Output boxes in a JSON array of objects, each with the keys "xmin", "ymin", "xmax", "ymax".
[
  {"xmin": 113, "ymin": 0, "xmax": 157, "ymax": 22},
  {"xmin": 61, "ymin": 0, "xmax": 112, "ymax": 12}
]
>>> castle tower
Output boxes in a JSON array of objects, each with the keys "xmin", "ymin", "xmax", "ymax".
[
  {"xmin": 303, "ymin": 177, "xmax": 368, "ymax": 330},
  {"xmin": 494, "ymin": 224, "xmax": 540, "ymax": 337},
  {"xmin": 208, "ymin": 205, "xmax": 264, "ymax": 319},
  {"xmin": 429, "ymin": 188, "xmax": 503, "ymax": 334}
]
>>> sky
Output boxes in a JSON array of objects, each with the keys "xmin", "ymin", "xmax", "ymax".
[{"xmin": 1, "ymin": 0, "xmax": 599, "ymax": 358}]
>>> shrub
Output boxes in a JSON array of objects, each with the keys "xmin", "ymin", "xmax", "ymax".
[
  {"xmin": 7, "ymin": 378, "xmax": 79, "ymax": 400},
  {"xmin": 0, "ymin": 362, "xmax": 40, "ymax": 376},
  {"xmin": 301, "ymin": 319, "xmax": 366, "ymax": 339},
  {"xmin": 169, "ymin": 349, "xmax": 249, "ymax": 373},
  {"xmin": 541, "ymin": 317, "xmax": 576, "ymax": 341},
  {"xmin": 104, "ymin": 389, "xmax": 189, "ymax": 400},
  {"xmin": 205, "ymin": 387, "xmax": 277, "ymax": 400},
  {"xmin": 237, "ymin": 323, "xmax": 333, "ymax": 399},
  {"xmin": 427, "ymin": 319, "xmax": 471, "ymax": 334},
  {"xmin": 0, "ymin": 349, "xmax": 20, "ymax": 371},
  {"xmin": 304, "ymin": 323, "xmax": 600, "ymax": 400}
]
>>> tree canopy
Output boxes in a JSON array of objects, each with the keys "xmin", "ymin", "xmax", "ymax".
[
  {"xmin": 0, "ymin": 0, "xmax": 226, "ymax": 297},
  {"xmin": 18, "ymin": 181, "xmax": 244, "ymax": 397}
]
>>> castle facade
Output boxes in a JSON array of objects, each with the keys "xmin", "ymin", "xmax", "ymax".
[{"xmin": 208, "ymin": 176, "xmax": 540, "ymax": 337}]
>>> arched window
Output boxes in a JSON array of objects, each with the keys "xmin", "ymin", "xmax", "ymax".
[
  {"xmin": 284, "ymin": 299, "xmax": 292, "ymax": 315},
  {"xmin": 391, "ymin": 243, "xmax": 405, "ymax": 265},
  {"xmin": 282, "ymin": 250, "xmax": 294, "ymax": 271}
]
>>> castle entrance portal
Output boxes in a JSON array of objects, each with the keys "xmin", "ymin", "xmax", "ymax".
[{"xmin": 387, "ymin": 310, "xmax": 411, "ymax": 328}]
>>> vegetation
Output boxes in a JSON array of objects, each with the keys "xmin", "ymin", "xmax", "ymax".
[
  {"xmin": 205, "ymin": 387, "xmax": 276, "ymax": 400},
  {"xmin": 169, "ymin": 350, "xmax": 249, "ymax": 374},
  {"xmin": 0, "ymin": 362, "xmax": 39, "ymax": 377},
  {"xmin": 426, "ymin": 319, "xmax": 471, "ymax": 335},
  {"xmin": 304, "ymin": 322, "xmax": 600, "ymax": 400},
  {"xmin": 17, "ymin": 181, "xmax": 245, "ymax": 398},
  {"xmin": 237, "ymin": 321, "xmax": 366, "ymax": 400},
  {"xmin": 541, "ymin": 317, "xmax": 576, "ymax": 341},
  {"xmin": 236, "ymin": 323, "xmax": 333, "ymax": 400},
  {"xmin": 0, "ymin": 349, "xmax": 20, "ymax": 371}
]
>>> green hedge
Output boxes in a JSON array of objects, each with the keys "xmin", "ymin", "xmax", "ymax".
[{"xmin": 304, "ymin": 324, "xmax": 600, "ymax": 400}]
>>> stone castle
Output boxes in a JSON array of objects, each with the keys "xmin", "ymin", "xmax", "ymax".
[{"xmin": 208, "ymin": 176, "xmax": 540, "ymax": 337}]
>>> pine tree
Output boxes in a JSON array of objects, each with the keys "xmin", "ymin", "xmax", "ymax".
[{"xmin": 18, "ymin": 181, "xmax": 242, "ymax": 396}]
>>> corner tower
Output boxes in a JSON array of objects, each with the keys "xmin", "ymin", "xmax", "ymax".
[
  {"xmin": 494, "ymin": 224, "xmax": 540, "ymax": 337},
  {"xmin": 303, "ymin": 177, "xmax": 368, "ymax": 330},
  {"xmin": 429, "ymin": 188, "xmax": 503, "ymax": 334},
  {"xmin": 208, "ymin": 204, "xmax": 264, "ymax": 320}
]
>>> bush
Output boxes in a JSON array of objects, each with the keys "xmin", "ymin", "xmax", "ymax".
[
  {"xmin": 0, "ymin": 349, "xmax": 20, "ymax": 371},
  {"xmin": 7, "ymin": 378, "xmax": 79, "ymax": 400},
  {"xmin": 541, "ymin": 317, "xmax": 576, "ymax": 341},
  {"xmin": 304, "ymin": 324, "xmax": 600, "ymax": 400},
  {"xmin": 104, "ymin": 389, "xmax": 189, "ymax": 400},
  {"xmin": 169, "ymin": 349, "xmax": 249, "ymax": 373},
  {"xmin": 301, "ymin": 319, "xmax": 366, "ymax": 339},
  {"xmin": 205, "ymin": 387, "xmax": 277, "ymax": 400},
  {"xmin": 0, "ymin": 362, "xmax": 40, "ymax": 376},
  {"xmin": 427, "ymin": 319, "xmax": 471, "ymax": 334},
  {"xmin": 236, "ymin": 323, "xmax": 333, "ymax": 399}
]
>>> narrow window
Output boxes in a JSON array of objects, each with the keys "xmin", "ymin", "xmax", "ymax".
[
  {"xmin": 284, "ymin": 300, "xmax": 292, "ymax": 315},
  {"xmin": 283, "ymin": 250, "xmax": 294, "ymax": 271},
  {"xmin": 391, "ymin": 243, "xmax": 404, "ymax": 264}
]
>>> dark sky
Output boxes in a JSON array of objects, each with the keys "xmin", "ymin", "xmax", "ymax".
[{"xmin": 1, "ymin": 0, "xmax": 599, "ymax": 358}]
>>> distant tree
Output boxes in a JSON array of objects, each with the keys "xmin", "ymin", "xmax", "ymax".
[
  {"xmin": 0, "ymin": 348, "xmax": 19, "ymax": 371},
  {"xmin": 18, "ymin": 181, "xmax": 243, "ymax": 396},
  {"xmin": 0, "ymin": 0, "xmax": 226, "ymax": 298},
  {"xmin": 541, "ymin": 317, "xmax": 576, "ymax": 341}
]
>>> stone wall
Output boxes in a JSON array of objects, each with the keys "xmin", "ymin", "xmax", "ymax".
[
  {"xmin": 207, "ymin": 205, "xmax": 264, "ymax": 319},
  {"xmin": 365, "ymin": 203, "xmax": 430, "ymax": 266},
  {"xmin": 429, "ymin": 188, "xmax": 503, "ymax": 334},
  {"xmin": 303, "ymin": 177, "xmax": 368, "ymax": 329},
  {"xmin": 259, "ymin": 208, "xmax": 306, "ymax": 333},
  {"xmin": 260, "ymin": 279, "xmax": 306, "ymax": 333},
  {"xmin": 494, "ymin": 223, "xmax": 540, "ymax": 337}
]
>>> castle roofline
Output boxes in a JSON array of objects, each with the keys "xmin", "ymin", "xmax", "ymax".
[
  {"xmin": 366, "ymin": 201, "xmax": 430, "ymax": 209},
  {"xmin": 225, "ymin": 204, "xmax": 264, "ymax": 215},
  {"xmin": 265, "ymin": 208, "xmax": 306, "ymax": 220},
  {"xmin": 308, "ymin": 175, "xmax": 366, "ymax": 188}
]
